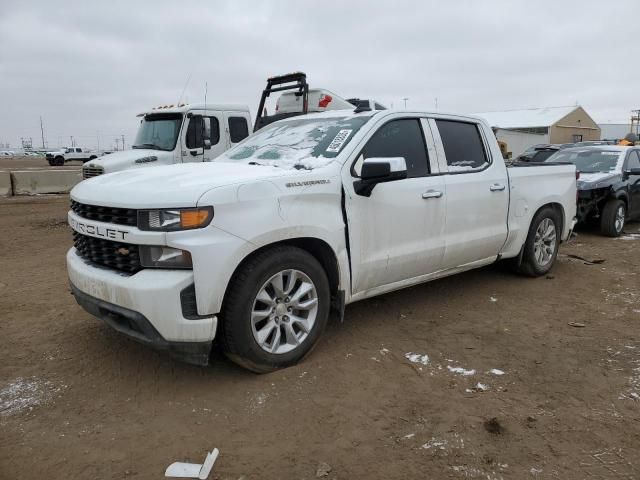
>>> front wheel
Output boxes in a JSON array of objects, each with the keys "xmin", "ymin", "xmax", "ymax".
[
  {"xmin": 517, "ymin": 207, "xmax": 561, "ymax": 277},
  {"xmin": 220, "ymin": 246, "xmax": 330, "ymax": 373},
  {"xmin": 600, "ymin": 199, "xmax": 625, "ymax": 237},
  {"xmin": 53, "ymin": 156, "xmax": 64, "ymax": 166}
]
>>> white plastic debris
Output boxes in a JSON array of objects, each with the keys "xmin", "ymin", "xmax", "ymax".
[
  {"xmin": 165, "ymin": 449, "xmax": 219, "ymax": 479},
  {"xmin": 489, "ymin": 369, "xmax": 505, "ymax": 376}
]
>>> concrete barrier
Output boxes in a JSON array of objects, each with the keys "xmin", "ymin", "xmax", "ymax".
[
  {"xmin": 0, "ymin": 170, "xmax": 12, "ymax": 196},
  {"xmin": 11, "ymin": 169, "xmax": 82, "ymax": 195}
]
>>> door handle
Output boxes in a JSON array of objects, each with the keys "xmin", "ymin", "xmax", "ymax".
[
  {"xmin": 489, "ymin": 183, "xmax": 506, "ymax": 192},
  {"xmin": 422, "ymin": 190, "xmax": 443, "ymax": 199}
]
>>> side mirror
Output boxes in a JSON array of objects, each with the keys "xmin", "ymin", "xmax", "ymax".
[
  {"xmin": 354, "ymin": 157, "xmax": 407, "ymax": 197},
  {"xmin": 624, "ymin": 167, "xmax": 640, "ymax": 176}
]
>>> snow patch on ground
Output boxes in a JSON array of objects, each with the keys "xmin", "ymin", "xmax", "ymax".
[
  {"xmin": 0, "ymin": 377, "xmax": 61, "ymax": 417},
  {"xmin": 489, "ymin": 369, "xmax": 505, "ymax": 375},
  {"xmin": 619, "ymin": 234, "xmax": 640, "ymax": 241},
  {"xmin": 466, "ymin": 382, "xmax": 488, "ymax": 393},
  {"xmin": 248, "ymin": 392, "xmax": 269, "ymax": 413},
  {"xmin": 405, "ymin": 352, "xmax": 430, "ymax": 365},
  {"xmin": 450, "ymin": 464, "xmax": 506, "ymax": 479},
  {"xmin": 447, "ymin": 366, "xmax": 476, "ymax": 376}
]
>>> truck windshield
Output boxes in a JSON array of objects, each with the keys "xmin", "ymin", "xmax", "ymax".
[
  {"xmin": 133, "ymin": 113, "xmax": 182, "ymax": 151},
  {"xmin": 546, "ymin": 149, "xmax": 623, "ymax": 173},
  {"xmin": 224, "ymin": 115, "xmax": 371, "ymax": 170}
]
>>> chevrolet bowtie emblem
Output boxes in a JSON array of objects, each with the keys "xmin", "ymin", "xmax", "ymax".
[{"xmin": 116, "ymin": 247, "xmax": 130, "ymax": 256}]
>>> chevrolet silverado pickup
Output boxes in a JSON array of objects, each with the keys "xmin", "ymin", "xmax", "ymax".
[{"xmin": 67, "ymin": 107, "xmax": 577, "ymax": 372}]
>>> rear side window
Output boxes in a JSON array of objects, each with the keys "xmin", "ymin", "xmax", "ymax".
[
  {"xmin": 229, "ymin": 116, "xmax": 249, "ymax": 143},
  {"xmin": 355, "ymin": 119, "xmax": 429, "ymax": 178},
  {"xmin": 436, "ymin": 120, "xmax": 488, "ymax": 172}
]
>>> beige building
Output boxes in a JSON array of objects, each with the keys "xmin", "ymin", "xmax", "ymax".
[{"xmin": 476, "ymin": 106, "xmax": 601, "ymax": 156}]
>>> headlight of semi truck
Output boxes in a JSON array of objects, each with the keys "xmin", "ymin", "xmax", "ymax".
[
  {"xmin": 139, "ymin": 246, "xmax": 192, "ymax": 269},
  {"xmin": 137, "ymin": 207, "xmax": 213, "ymax": 231}
]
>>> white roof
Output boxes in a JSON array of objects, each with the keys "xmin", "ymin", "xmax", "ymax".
[
  {"xmin": 474, "ymin": 106, "xmax": 578, "ymax": 129},
  {"xmin": 139, "ymin": 103, "xmax": 249, "ymax": 116}
]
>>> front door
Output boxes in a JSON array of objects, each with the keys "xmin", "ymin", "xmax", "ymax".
[{"xmin": 344, "ymin": 117, "xmax": 446, "ymax": 295}]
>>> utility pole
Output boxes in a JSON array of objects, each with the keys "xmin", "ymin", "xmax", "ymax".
[
  {"xmin": 121, "ymin": 134, "xmax": 125, "ymax": 150},
  {"xmin": 403, "ymin": 97, "xmax": 409, "ymax": 109},
  {"xmin": 70, "ymin": 136, "xmax": 74, "ymax": 147},
  {"xmin": 435, "ymin": 97, "xmax": 438, "ymax": 112},
  {"xmin": 96, "ymin": 131, "xmax": 100, "ymax": 151},
  {"xmin": 40, "ymin": 116, "xmax": 46, "ymax": 149},
  {"xmin": 115, "ymin": 138, "xmax": 119, "ymax": 151}
]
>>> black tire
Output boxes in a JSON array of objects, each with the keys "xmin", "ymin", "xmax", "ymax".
[
  {"xmin": 517, "ymin": 206, "xmax": 561, "ymax": 277},
  {"xmin": 220, "ymin": 246, "xmax": 330, "ymax": 373},
  {"xmin": 47, "ymin": 159, "xmax": 55, "ymax": 166},
  {"xmin": 600, "ymin": 199, "xmax": 625, "ymax": 237},
  {"xmin": 54, "ymin": 156, "xmax": 64, "ymax": 166}
]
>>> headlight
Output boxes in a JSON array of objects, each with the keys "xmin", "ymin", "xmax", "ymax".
[
  {"xmin": 139, "ymin": 246, "xmax": 192, "ymax": 269},
  {"xmin": 137, "ymin": 207, "xmax": 213, "ymax": 231}
]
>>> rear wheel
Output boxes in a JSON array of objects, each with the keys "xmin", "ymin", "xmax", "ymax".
[
  {"xmin": 518, "ymin": 207, "xmax": 561, "ymax": 277},
  {"xmin": 220, "ymin": 246, "xmax": 330, "ymax": 373},
  {"xmin": 600, "ymin": 199, "xmax": 625, "ymax": 237}
]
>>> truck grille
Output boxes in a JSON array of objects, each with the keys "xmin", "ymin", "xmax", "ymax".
[
  {"xmin": 70, "ymin": 200, "xmax": 137, "ymax": 227},
  {"xmin": 73, "ymin": 231, "xmax": 142, "ymax": 274},
  {"xmin": 83, "ymin": 164, "xmax": 104, "ymax": 179}
]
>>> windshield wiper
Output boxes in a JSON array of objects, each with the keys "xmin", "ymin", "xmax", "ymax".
[{"xmin": 132, "ymin": 143, "xmax": 160, "ymax": 150}]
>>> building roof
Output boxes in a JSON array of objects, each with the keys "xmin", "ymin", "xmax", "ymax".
[{"xmin": 474, "ymin": 106, "xmax": 579, "ymax": 129}]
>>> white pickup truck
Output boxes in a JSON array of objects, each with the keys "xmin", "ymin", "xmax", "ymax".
[
  {"xmin": 67, "ymin": 108, "xmax": 577, "ymax": 372},
  {"xmin": 46, "ymin": 147, "xmax": 102, "ymax": 166}
]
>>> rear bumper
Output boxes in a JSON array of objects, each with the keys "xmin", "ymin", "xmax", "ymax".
[{"xmin": 71, "ymin": 285, "xmax": 212, "ymax": 365}]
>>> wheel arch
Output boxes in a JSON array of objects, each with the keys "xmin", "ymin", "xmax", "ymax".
[{"xmin": 223, "ymin": 237, "xmax": 341, "ymax": 302}]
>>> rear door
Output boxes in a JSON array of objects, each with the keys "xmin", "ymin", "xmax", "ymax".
[
  {"xmin": 344, "ymin": 116, "xmax": 446, "ymax": 295},
  {"xmin": 431, "ymin": 118, "xmax": 509, "ymax": 269}
]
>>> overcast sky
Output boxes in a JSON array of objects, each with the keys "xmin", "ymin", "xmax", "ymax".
[{"xmin": 0, "ymin": 0, "xmax": 638, "ymax": 150}]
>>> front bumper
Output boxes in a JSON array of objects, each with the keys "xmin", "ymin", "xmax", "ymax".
[{"xmin": 67, "ymin": 248, "xmax": 217, "ymax": 365}]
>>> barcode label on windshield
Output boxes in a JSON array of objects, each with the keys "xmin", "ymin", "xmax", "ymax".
[{"xmin": 326, "ymin": 129, "xmax": 353, "ymax": 153}]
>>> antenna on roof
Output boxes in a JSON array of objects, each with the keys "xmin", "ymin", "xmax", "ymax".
[{"xmin": 177, "ymin": 72, "xmax": 192, "ymax": 106}]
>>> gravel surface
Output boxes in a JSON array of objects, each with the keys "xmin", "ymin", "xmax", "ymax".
[{"xmin": 1, "ymin": 195, "xmax": 639, "ymax": 479}]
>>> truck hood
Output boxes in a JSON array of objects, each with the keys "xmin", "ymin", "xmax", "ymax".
[
  {"xmin": 71, "ymin": 161, "xmax": 292, "ymax": 208},
  {"xmin": 85, "ymin": 149, "xmax": 174, "ymax": 173},
  {"xmin": 577, "ymin": 171, "xmax": 621, "ymax": 190}
]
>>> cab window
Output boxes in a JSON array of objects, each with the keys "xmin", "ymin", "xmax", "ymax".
[
  {"xmin": 229, "ymin": 117, "xmax": 249, "ymax": 143},
  {"xmin": 353, "ymin": 119, "xmax": 429, "ymax": 177},
  {"xmin": 436, "ymin": 120, "xmax": 489, "ymax": 172}
]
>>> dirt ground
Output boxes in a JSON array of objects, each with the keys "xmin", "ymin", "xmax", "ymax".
[
  {"xmin": 1, "ymin": 196, "xmax": 639, "ymax": 480},
  {"xmin": 0, "ymin": 156, "xmax": 82, "ymax": 170}
]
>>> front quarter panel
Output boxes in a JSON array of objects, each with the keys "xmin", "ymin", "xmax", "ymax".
[{"xmin": 181, "ymin": 170, "xmax": 348, "ymax": 316}]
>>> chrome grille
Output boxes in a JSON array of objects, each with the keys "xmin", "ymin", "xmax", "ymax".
[{"xmin": 83, "ymin": 164, "xmax": 104, "ymax": 179}]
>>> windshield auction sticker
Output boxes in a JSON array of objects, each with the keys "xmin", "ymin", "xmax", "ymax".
[{"xmin": 326, "ymin": 129, "xmax": 353, "ymax": 153}]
